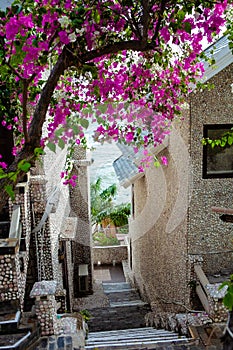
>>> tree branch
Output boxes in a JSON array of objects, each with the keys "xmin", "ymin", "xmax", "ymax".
[
  {"xmin": 22, "ymin": 80, "xmax": 30, "ymax": 144},
  {"xmin": 79, "ymin": 39, "xmax": 159, "ymax": 63},
  {"xmin": 141, "ymin": 0, "xmax": 150, "ymax": 41},
  {"xmin": 28, "ymin": 46, "xmax": 75, "ymax": 149},
  {"xmin": 151, "ymin": 0, "xmax": 168, "ymax": 43}
]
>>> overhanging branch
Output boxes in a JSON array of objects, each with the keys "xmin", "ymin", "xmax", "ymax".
[{"xmin": 78, "ymin": 39, "xmax": 159, "ymax": 63}]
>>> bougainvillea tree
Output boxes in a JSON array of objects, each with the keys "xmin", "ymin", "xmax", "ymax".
[{"xmin": 0, "ymin": 0, "xmax": 230, "ymax": 210}]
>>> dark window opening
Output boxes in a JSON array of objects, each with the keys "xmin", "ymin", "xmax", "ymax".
[
  {"xmin": 0, "ymin": 117, "xmax": 14, "ymax": 166},
  {"xmin": 79, "ymin": 276, "xmax": 88, "ymax": 292},
  {"xmin": 203, "ymin": 124, "xmax": 233, "ymax": 178},
  {"xmin": 19, "ymin": 256, "xmax": 24, "ymax": 273}
]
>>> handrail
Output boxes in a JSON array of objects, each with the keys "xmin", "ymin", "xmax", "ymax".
[
  {"xmin": 194, "ymin": 264, "xmax": 210, "ymax": 314},
  {"xmin": 194, "ymin": 265, "xmax": 209, "ymax": 288}
]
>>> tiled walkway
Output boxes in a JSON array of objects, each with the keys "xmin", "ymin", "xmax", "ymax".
[{"xmin": 93, "ymin": 264, "xmax": 126, "ymax": 283}]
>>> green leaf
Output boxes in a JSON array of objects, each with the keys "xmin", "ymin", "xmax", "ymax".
[
  {"xmin": 32, "ymin": 38, "xmax": 38, "ymax": 47},
  {"xmin": 79, "ymin": 118, "xmax": 89, "ymax": 129},
  {"xmin": 94, "ymin": 85, "xmax": 100, "ymax": 98},
  {"xmin": 19, "ymin": 162, "xmax": 31, "ymax": 173},
  {"xmin": 0, "ymin": 173, "xmax": 8, "ymax": 179},
  {"xmin": 5, "ymin": 185, "xmax": 15, "ymax": 200},
  {"xmin": 202, "ymin": 139, "xmax": 207, "ymax": 146},
  {"xmin": 184, "ymin": 21, "xmax": 192, "ymax": 34},
  {"xmin": 93, "ymin": 9, "xmax": 100, "ymax": 24},
  {"xmin": 223, "ymin": 292, "xmax": 233, "ymax": 311},
  {"xmin": 71, "ymin": 124, "xmax": 80, "ymax": 135},
  {"xmin": 72, "ymin": 18, "xmax": 83, "ymax": 27},
  {"xmin": 34, "ymin": 147, "xmax": 45, "ymax": 156},
  {"xmin": 98, "ymin": 104, "xmax": 108, "ymax": 114},
  {"xmin": 219, "ymin": 281, "xmax": 229, "ymax": 289},
  {"xmin": 58, "ymin": 138, "xmax": 65, "ymax": 150},
  {"xmin": 8, "ymin": 172, "xmax": 17, "ymax": 182},
  {"xmin": 47, "ymin": 142, "xmax": 56, "ymax": 153},
  {"xmin": 220, "ymin": 140, "xmax": 226, "ymax": 147},
  {"xmin": 228, "ymin": 135, "xmax": 233, "ymax": 146},
  {"xmin": 55, "ymin": 128, "xmax": 64, "ymax": 137}
]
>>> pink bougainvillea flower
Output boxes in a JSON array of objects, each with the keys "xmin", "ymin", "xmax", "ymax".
[
  {"xmin": 161, "ymin": 156, "xmax": 168, "ymax": 166},
  {"xmin": 0, "ymin": 162, "xmax": 7, "ymax": 169}
]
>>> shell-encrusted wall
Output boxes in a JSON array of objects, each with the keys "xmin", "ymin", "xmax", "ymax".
[{"xmin": 0, "ymin": 254, "xmax": 19, "ymax": 301}]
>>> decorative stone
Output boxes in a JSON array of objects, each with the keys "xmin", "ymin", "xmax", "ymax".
[{"xmin": 30, "ymin": 280, "xmax": 57, "ymax": 297}]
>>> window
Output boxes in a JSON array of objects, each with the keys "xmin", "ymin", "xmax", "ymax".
[
  {"xmin": 203, "ymin": 124, "xmax": 233, "ymax": 178},
  {"xmin": 78, "ymin": 264, "xmax": 89, "ymax": 292}
]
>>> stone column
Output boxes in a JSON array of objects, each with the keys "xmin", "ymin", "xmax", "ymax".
[
  {"xmin": 24, "ymin": 173, "xmax": 54, "ymax": 312},
  {"xmin": 30, "ymin": 280, "xmax": 59, "ymax": 336},
  {"xmin": 69, "ymin": 146, "xmax": 93, "ymax": 297}
]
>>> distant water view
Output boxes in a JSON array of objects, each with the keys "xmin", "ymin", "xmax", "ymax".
[{"xmin": 89, "ymin": 141, "xmax": 130, "ymax": 205}]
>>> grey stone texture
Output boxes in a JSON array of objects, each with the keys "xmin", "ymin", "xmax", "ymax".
[
  {"xmin": 128, "ymin": 63, "xmax": 233, "ymax": 314},
  {"xmin": 92, "ymin": 246, "xmax": 128, "ymax": 265},
  {"xmin": 69, "ymin": 146, "xmax": 93, "ymax": 297},
  {"xmin": 189, "ymin": 63, "xmax": 233, "ymax": 273}
]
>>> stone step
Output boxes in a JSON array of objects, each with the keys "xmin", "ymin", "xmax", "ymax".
[
  {"xmin": 102, "ymin": 282, "xmax": 132, "ymax": 292},
  {"xmin": 87, "ymin": 327, "xmax": 174, "ymax": 335},
  {"xmin": 105, "ymin": 290, "xmax": 142, "ymax": 303},
  {"xmin": 86, "ymin": 327, "xmax": 190, "ymax": 349},
  {"xmin": 104, "ymin": 288, "xmax": 139, "ymax": 299},
  {"xmin": 110, "ymin": 300, "xmax": 147, "ymax": 307},
  {"xmin": 0, "ymin": 331, "xmax": 31, "ymax": 350},
  {"xmin": 0, "ymin": 310, "xmax": 21, "ymax": 333},
  {"xmin": 88, "ymin": 304, "xmax": 150, "ymax": 332},
  {"xmin": 87, "ymin": 327, "xmax": 185, "ymax": 340},
  {"xmin": 104, "ymin": 288, "xmax": 135, "ymax": 293},
  {"xmin": 88, "ymin": 319, "xmax": 148, "ymax": 332},
  {"xmin": 88, "ymin": 280, "xmax": 151, "ymax": 332}
]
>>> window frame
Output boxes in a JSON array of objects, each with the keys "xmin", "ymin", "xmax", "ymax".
[{"xmin": 203, "ymin": 123, "xmax": 233, "ymax": 179}]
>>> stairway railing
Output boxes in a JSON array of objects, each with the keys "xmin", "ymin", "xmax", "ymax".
[
  {"xmin": 194, "ymin": 264, "xmax": 227, "ymax": 322},
  {"xmin": 194, "ymin": 264, "xmax": 210, "ymax": 314}
]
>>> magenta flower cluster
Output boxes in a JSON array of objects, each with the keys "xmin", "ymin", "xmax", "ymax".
[{"xmin": 0, "ymin": 0, "xmax": 229, "ymax": 177}]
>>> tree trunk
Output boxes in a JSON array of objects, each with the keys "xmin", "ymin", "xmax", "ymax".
[{"xmin": 223, "ymin": 311, "xmax": 233, "ymax": 350}]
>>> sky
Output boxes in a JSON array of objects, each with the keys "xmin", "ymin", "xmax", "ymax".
[{"xmin": 0, "ymin": 0, "xmax": 13, "ymax": 10}]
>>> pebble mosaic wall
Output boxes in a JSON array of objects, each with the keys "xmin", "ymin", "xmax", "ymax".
[
  {"xmin": 93, "ymin": 246, "xmax": 128, "ymax": 265},
  {"xmin": 69, "ymin": 146, "xmax": 93, "ymax": 297},
  {"xmin": 0, "ymin": 254, "xmax": 19, "ymax": 301},
  {"xmin": 31, "ymin": 280, "xmax": 59, "ymax": 336}
]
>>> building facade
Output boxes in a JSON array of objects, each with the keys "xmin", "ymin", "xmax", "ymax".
[{"xmin": 114, "ymin": 36, "xmax": 233, "ymax": 313}]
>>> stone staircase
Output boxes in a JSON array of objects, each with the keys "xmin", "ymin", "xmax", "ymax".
[
  {"xmin": 87, "ymin": 282, "xmax": 150, "ymax": 332},
  {"xmin": 85, "ymin": 327, "xmax": 192, "ymax": 349},
  {"xmin": 86, "ymin": 281, "xmax": 194, "ymax": 350},
  {"xmin": 0, "ymin": 301, "xmax": 40, "ymax": 350}
]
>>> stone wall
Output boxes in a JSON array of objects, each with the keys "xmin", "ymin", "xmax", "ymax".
[
  {"xmin": 93, "ymin": 245, "xmax": 128, "ymax": 265},
  {"xmin": 0, "ymin": 253, "xmax": 19, "ymax": 302},
  {"xmin": 129, "ymin": 62, "xmax": 233, "ymax": 314},
  {"xmin": 69, "ymin": 146, "xmax": 93, "ymax": 297},
  {"xmin": 24, "ymin": 174, "xmax": 55, "ymax": 311},
  {"xmin": 11, "ymin": 181, "xmax": 31, "ymax": 310},
  {"xmin": 30, "ymin": 176, "xmax": 53, "ymax": 280},
  {"xmin": 189, "ymin": 62, "xmax": 233, "ymax": 274},
  {"xmin": 129, "ymin": 118, "xmax": 190, "ymax": 311},
  {"xmin": 0, "ymin": 179, "xmax": 32, "ymax": 309}
]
